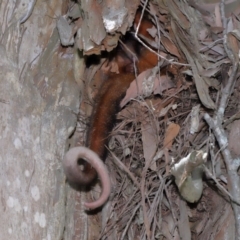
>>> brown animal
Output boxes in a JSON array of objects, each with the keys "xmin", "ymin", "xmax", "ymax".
[{"xmin": 63, "ymin": 10, "xmax": 158, "ymax": 209}]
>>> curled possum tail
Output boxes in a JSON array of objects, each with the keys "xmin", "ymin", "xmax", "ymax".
[{"xmin": 63, "ymin": 146, "xmax": 111, "ymax": 209}]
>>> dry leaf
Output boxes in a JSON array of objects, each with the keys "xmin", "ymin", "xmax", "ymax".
[
  {"xmin": 161, "ymin": 36, "xmax": 182, "ymax": 59},
  {"xmin": 120, "ymin": 69, "xmax": 174, "ymax": 107},
  {"xmin": 141, "ymin": 118, "xmax": 158, "ymax": 171},
  {"xmin": 163, "ymin": 122, "xmax": 180, "ymax": 149},
  {"xmin": 227, "ymin": 32, "xmax": 240, "ymax": 61}
]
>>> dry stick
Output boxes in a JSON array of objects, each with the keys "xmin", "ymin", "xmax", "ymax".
[
  {"xmin": 131, "ymin": 37, "xmax": 152, "ymax": 232},
  {"xmin": 118, "ymin": 39, "xmax": 138, "ymax": 62},
  {"xmin": 99, "ymin": 187, "xmax": 140, "ymax": 240},
  {"xmin": 204, "ymin": 1, "xmax": 240, "ymax": 239},
  {"xmin": 127, "ymin": 3, "xmax": 161, "ymax": 144},
  {"xmin": 210, "ymin": 134, "xmax": 227, "ymax": 177},
  {"xmin": 109, "ymin": 147, "xmax": 151, "ymax": 238},
  {"xmin": 118, "ymin": 38, "xmax": 139, "ymax": 80},
  {"xmin": 130, "ymin": 98, "xmax": 159, "ymax": 137},
  {"xmin": 149, "ymin": 179, "xmax": 165, "ymax": 240},
  {"xmin": 108, "ymin": 148, "xmax": 141, "ymax": 189},
  {"xmin": 135, "ymin": 1, "xmax": 189, "ymax": 67},
  {"xmin": 140, "ymin": 155, "xmax": 160, "ymax": 239},
  {"xmin": 118, "ymin": 38, "xmax": 139, "ymax": 93},
  {"xmin": 204, "ymin": 65, "xmax": 240, "ymax": 235},
  {"xmin": 203, "ymin": 165, "xmax": 240, "ymax": 205},
  {"xmin": 118, "ymin": 188, "xmax": 140, "ymax": 218},
  {"xmin": 104, "ymin": 195, "xmax": 142, "ymax": 240},
  {"xmin": 223, "ymin": 111, "xmax": 240, "ymax": 127},
  {"xmin": 120, "ymin": 203, "xmax": 141, "ymax": 240},
  {"xmin": 218, "ymin": 0, "xmax": 237, "ymax": 123},
  {"xmin": 141, "ymin": 165, "xmax": 151, "ymax": 240},
  {"xmin": 199, "ymin": 38, "xmax": 224, "ymax": 52}
]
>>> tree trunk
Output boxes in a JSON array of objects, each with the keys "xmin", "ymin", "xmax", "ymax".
[{"xmin": 0, "ymin": 1, "xmax": 79, "ymax": 239}]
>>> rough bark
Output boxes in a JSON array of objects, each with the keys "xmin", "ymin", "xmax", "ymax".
[{"xmin": 0, "ymin": 1, "xmax": 79, "ymax": 239}]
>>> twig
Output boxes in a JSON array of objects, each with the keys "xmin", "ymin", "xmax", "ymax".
[
  {"xmin": 141, "ymin": 165, "xmax": 151, "ymax": 240},
  {"xmin": 209, "ymin": 133, "xmax": 230, "ymax": 178},
  {"xmin": 120, "ymin": 203, "xmax": 141, "ymax": 240},
  {"xmin": 223, "ymin": 111, "xmax": 240, "ymax": 127},
  {"xmin": 203, "ymin": 1, "xmax": 240, "ymax": 238},
  {"xmin": 217, "ymin": 0, "xmax": 238, "ymax": 122},
  {"xmin": 204, "ymin": 165, "xmax": 240, "ymax": 205},
  {"xmin": 163, "ymin": 179, "xmax": 178, "ymax": 235},
  {"xmin": 108, "ymin": 148, "xmax": 141, "ymax": 189},
  {"xmin": 199, "ymin": 38, "xmax": 224, "ymax": 52},
  {"xmin": 134, "ymin": 1, "xmax": 189, "ymax": 67},
  {"xmin": 118, "ymin": 38, "xmax": 139, "ymax": 93},
  {"xmin": 118, "ymin": 39, "xmax": 138, "ymax": 63}
]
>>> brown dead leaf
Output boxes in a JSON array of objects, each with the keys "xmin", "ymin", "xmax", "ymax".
[
  {"xmin": 163, "ymin": 122, "xmax": 180, "ymax": 149},
  {"xmin": 195, "ymin": 76, "xmax": 216, "ymax": 109},
  {"xmin": 225, "ymin": 0, "xmax": 240, "ymax": 17},
  {"xmin": 214, "ymin": 4, "xmax": 221, "ymax": 27},
  {"xmin": 161, "ymin": 213, "xmax": 179, "ymax": 239},
  {"xmin": 145, "ymin": 98, "xmax": 163, "ymax": 112},
  {"xmin": 145, "ymin": 98, "xmax": 175, "ymax": 117},
  {"xmin": 166, "ymin": 0, "xmax": 190, "ymax": 30},
  {"xmin": 214, "ymin": 205, "xmax": 235, "ymax": 240},
  {"xmin": 161, "ymin": 36, "xmax": 182, "ymax": 59},
  {"xmin": 120, "ymin": 69, "xmax": 174, "ymax": 107},
  {"xmin": 141, "ymin": 117, "xmax": 158, "ymax": 171},
  {"xmin": 210, "ymin": 26, "xmax": 224, "ymax": 34},
  {"xmin": 154, "ymin": 74, "xmax": 175, "ymax": 95},
  {"xmin": 102, "ymin": 34, "xmax": 120, "ymax": 52},
  {"xmin": 227, "ymin": 32, "xmax": 240, "ymax": 61},
  {"xmin": 188, "ymin": 0, "xmax": 215, "ymax": 16}
]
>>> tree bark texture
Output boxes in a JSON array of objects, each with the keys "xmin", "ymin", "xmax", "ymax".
[{"xmin": 0, "ymin": 1, "xmax": 80, "ymax": 239}]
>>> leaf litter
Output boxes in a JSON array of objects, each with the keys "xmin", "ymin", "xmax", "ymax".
[{"xmin": 64, "ymin": 0, "xmax": 240, "ymax": 239}]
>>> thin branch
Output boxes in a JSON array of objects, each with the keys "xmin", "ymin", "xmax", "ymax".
[
  {"xmin": 203, "ymin": 1, "xmax": 240, "ymax": 239},
  {"xmin": 203, "ymin": 165, "xmax": 240, "ymax": 205},
  {"xmin": 108, "ymin": 148, "xmax": 141, "ymax": 189},
  {"xmin": 134, "ymin": 2, "xmax": 190, "ymax": 67}
]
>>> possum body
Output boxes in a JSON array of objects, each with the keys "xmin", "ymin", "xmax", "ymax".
[{"xmin": 63, "ymin": 10, "xmax": 159, "ymax": 209}]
